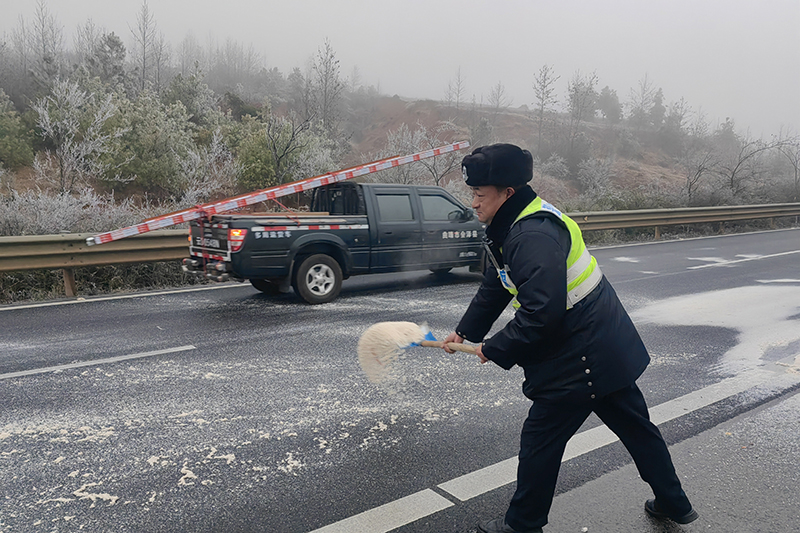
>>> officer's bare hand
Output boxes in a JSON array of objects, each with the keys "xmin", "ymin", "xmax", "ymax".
[
  {"xmin": 443, "ymin": 332, "xmax": 489, "ymax": 364},
  {"xmin": 475, "ymin": 343, "xmax": 489, "ymax": 364},
  {"xmin": 443, "ymin": 331, "xmax": 463, "ymax": 353}
]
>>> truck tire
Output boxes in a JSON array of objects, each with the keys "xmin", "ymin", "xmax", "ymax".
[
  {"xmin": 250, "ymin": 279, "xmax": 282, "ymax": 295},
  {"xmin": 293, "ymin": 254, "xmax": 343, "ymax": 304}
]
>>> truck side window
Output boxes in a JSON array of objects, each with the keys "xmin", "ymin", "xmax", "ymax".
[
  {"xmin": 376, "ymin": 194, "xmax": 414, "ymax": 221},
  {"xmin": 420, "ymin": 195, "xmax": 463, "ymax": 221}
]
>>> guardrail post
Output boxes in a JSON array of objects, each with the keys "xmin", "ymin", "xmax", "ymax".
[
  {"xmin": 62, "ymin": 268, "xmax": 77, "ymax": 297},
  {"xmin": 654, "ymin": 226, "xmax": 661, "ymax": 240}
]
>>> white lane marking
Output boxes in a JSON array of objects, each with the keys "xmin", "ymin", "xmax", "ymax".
[
  {"xmin": 0, "ymin": 284, "xmax": 245, "ymax": 312},
  {"xmin": 437, "ymin": 369, "xmax": 781, "ymax": 502},
  {"xmin": 612, "ymin": 257, "xmax": 640, "ymax": 263},
  {"xmin": 756, "ymin": 279, "xmax": 800, "ymax": 283},
  {"xmin": 310, "ymin": 369, "xmax": 800, "ymax": 532},
  {"xmin": 686, "ymin": 256, "xmax": 729, "ymax": 265},
  {"xmin": 687, "ymin": 249, "xmax": 800, "ymax": 269},
  {"xmin": 589, "ymin": 227, "xmax": 800, "ymax": 251},
  {"xmin": 0, "ymin": 345, "xmax": 196, "ymax": 380},
  {"xmin": 307, "ymin": 489, "xmax": 453, "ymax": 533}
]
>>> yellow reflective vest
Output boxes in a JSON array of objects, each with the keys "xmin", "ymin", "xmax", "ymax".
[{"xmin": 486, "ymin": 196, "xmax": 603, "ymax": 310}]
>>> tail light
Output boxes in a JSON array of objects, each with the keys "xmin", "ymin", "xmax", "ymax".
[{"xmin": 228, "ymin": 228, "xmax": 248, "ymax": 252}]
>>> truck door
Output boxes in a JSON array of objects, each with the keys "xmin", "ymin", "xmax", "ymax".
[
  {"xmin": 371, "ymin": 188, "xmax": 423, "ymax": 270},
  {"xmin": 418, "ymin": 190, "xmax": 482, "ymax": 267}
]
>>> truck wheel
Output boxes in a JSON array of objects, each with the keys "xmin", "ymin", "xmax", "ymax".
[
  {"xmin": 250, "ymin": 279, "xmax": 282, "ymax": 295},
  {"xmin": 293, "ymin": 254, "xmax": 342, "ymax": 304}
]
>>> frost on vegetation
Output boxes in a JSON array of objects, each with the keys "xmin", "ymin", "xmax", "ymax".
[
  {"xmin": 177, "ymin": 129, "xmax": 240, "ymax": 207},
  {"xmin": 0, "ymin": 188, "xmax": 151, "ymax": 236},
  {"xmin": 32, "ymin": 79, "xmax": 126, "ymax": 195}
]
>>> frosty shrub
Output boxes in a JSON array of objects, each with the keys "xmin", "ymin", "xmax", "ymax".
[
  {"xmin": 0, "ymin": 188, "xmax": 203, "ymax": 303},
  {"xmin": 0, "ymin": 188, "xmax": 147, "ymax": 236},
  {"xmin": 540, "ymin": 154, "xmax": 570, "ymax": 180},
  {"xmin": 178, "ymin": 129, "xmax": 240, "ymax": 207},
  {"xmin": 440, "ymin": 178, "xmax": 471, "ymax": 207},
  {"xmin": 372, "ymin": 123, "xmax": 428, "ymax": 185},
  {"xmin": 283, "ymin": 132, "xmax": 337, "ymax": 183},
  {"xmin": 0, "ymin": 261, "xmax": 205, "ymax": 304},
  {"xmin": 577, "ymin": 158, "xmax": 613, "ymax": 197},
  {"xmin": 32, "ymin": 79, "xmax": 124, "ymax": 193}
]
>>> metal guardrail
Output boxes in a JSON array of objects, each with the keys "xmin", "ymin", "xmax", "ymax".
[
  {"xmin": 0, "ymin": 229, "xmax": 187, "ymax": 296},
  {"xmin": 1, "ymin": 203, "xmax": 799, "ymax": 297},
  {"xmin": 571, "ymin": 202, "xmax": 800, "ymax": 231}
]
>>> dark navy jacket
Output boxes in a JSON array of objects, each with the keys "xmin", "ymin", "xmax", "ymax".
[{"xmin": 456, "ymin": 186, "xmax": 650, "ymax": 402}]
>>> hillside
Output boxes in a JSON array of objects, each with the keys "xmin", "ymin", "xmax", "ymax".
[{"xmin": 343, "ymin": 95, "xmax": 687, "ymax": 198}]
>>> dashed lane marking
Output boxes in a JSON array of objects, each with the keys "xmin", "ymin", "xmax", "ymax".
[
  {"xmin": 0, "ymin": 345, "xmax": 196, "ymax": 380},
  {"xmin": 687, "ymin": 249, "xmax": 800, "ymax": 269},
  {"xmin": 308, "ymin": 489, "xmax": 453, "ymax": 533}
]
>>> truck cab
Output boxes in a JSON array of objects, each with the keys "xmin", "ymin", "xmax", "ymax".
[{"xmin": 185, "ymin": 182, "xmax": 484, "ymax": 303}]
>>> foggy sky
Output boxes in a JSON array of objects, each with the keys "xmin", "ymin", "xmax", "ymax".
[{"xmin": 2, "ymin": 0, "xmax": 798, "ymax": 137}]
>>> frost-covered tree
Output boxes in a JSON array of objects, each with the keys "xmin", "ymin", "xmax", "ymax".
[
  {"xmin": 178, "ymin": 129, "xmax": 240, "ymax": 206},
  {"xmin": 597, "ymin": 86, "xmax": 621, "ymax": 124},
  {"xmin": 487, "ymin": 81, "xmax": 512, "ymax": 124},
  {"xmin": 444, "ymin": 67, "xmax": 466, "ymax": 110},
  {"xmin": 532, "ymin": 65, "xmax": 560, "ymax": 157},
  {"xmin": 0, "ymin": 89, "xmax": 34, "ymax": 170},
  {"xmin": 27, "ymin": 0, "xmax": 64, "ymax": 89},
  {"xmin": 311, "ymin": 38, "xmax": 344, "ymax": 137},
  {"xmin": 130, "ymin": 1, "xmax": 157, "ymax": 92},
  {"xmin": 374, "ymin": 123, "xmax": 428, "ymax": 185},
  {"xmin": 108, "ymin": 89, "xmax": 194, "ymax": 196},
  {"xmin": 263, "ymin": 109, "xmax": 314, "ymax": 184},
  {"xmin": 577, "ymin": 158, "xmax": 613, "ymax": 198},
  {"xmin": 777, "ymin": 140, "xmax": 800, "ymax": 202},
  {"xmin": 373, "ymin": 122, "xmax": 462, "ymax": 186},
  {"xmin": 710, "ymin": 120, "xmax": 791, "ymax": 201},
  {"xmin": 32, "ymin": 79, "xmax": 123, "ymax": 193},
  {"xmin": 566, "ymin": 71, "xmax": 598, "ymax": 165},
  {"xmin": 161, "ymin": 70, "xmax": 217, "ymax": 127},
  {"xmin": 628, "ymin": 73, "xmax": 656, "ymax": 130},
  {"xmin": 416, "ymin": 122, "xmax": 463, "ymax": 187}
]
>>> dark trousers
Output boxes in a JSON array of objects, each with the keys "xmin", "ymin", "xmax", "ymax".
[{"xmin": 505, "ymin": 383, "xmax": 692, "ymax": 530}]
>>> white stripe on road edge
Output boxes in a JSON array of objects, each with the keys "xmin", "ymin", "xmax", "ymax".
[
  {"xmin": 0, "ymin": 345, "xmax": 196, "ymax": 380},
  {"xmin": 0, "ymin": 284, "xmax": 244, "ymax": 312},
  {"xmin": 312, "ymin": 369, "xmax": 789, "ymax": 532},
  {"xmin": 437, "ymin": 369, "xmax": 776, "ymax": 501},
  {"xmin": 308, "ymin": 489, "xmax": 453, "ymax": 533}
]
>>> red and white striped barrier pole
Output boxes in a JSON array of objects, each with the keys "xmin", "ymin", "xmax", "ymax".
[{"xmin": 86, "ymin": 141, "xmax": 470, "ymax": 246}]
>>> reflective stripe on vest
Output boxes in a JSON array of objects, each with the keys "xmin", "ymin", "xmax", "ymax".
[{"xmin": 497, "ymin": 197, "xmax": 603, "ymax": 310}]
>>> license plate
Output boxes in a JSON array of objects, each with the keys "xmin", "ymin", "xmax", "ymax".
[{"xmin": 194, "ymin": 236, "xmax": 224, "ymax": 249}]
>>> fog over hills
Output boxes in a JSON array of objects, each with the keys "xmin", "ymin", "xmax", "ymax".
[{"xmin": 2, "ymin": 0, "xmax": 798, "ymax": 137}]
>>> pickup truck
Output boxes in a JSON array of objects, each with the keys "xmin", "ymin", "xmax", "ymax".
[{"xmin": 183, "ymin": 182, "xmax": 485, "ymax": 303}]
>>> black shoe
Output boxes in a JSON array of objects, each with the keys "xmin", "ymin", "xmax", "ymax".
[
  {"xmin": 645, "ymin": 498, "xmax": 699, "ymax": 524},
  {"xmin": 477, "ymin": 518, "xmax": 543, "ymax": 533}
]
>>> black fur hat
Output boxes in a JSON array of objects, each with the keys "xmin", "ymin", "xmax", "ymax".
[{"xmin": 461, "ymin": 143, "xmax": 533, "ymax": 187}]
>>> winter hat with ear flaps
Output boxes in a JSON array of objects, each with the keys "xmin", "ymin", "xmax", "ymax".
[{"xmin": 461, "ymin": 143, "xmax": 534, "ymax": 187}]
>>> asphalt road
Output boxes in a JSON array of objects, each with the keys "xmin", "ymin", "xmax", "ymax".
[{"xmin": 1, "ymin": 227, "xmax": 799, "ymax": 533}]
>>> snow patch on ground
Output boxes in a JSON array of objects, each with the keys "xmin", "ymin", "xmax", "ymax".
[{"xmin": 632, "ymin": 285, "xmax": 800, "ymax": 374}]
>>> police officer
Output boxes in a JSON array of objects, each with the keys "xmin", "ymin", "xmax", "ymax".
[{"xmin": 443, "ymin": 143, "xmax": 698, "ymax": 533}]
